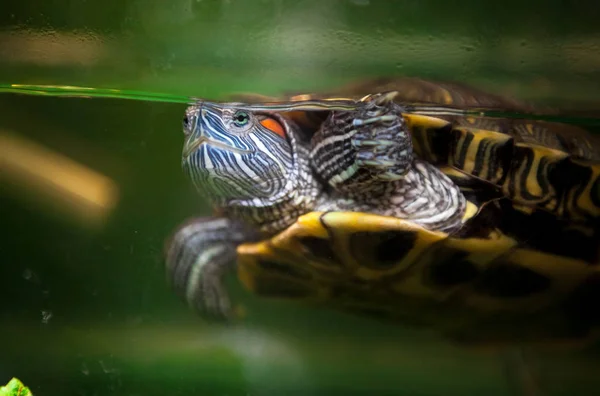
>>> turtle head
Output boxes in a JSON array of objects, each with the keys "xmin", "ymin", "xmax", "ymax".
[{"xmin": 181, "ymin": 102, "xmax": 317, "ymax": 230}]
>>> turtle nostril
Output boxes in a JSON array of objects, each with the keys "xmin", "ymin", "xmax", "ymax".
[{"xmin": 183, "ymin": 115, "xmax": 190, "ymax": 131}]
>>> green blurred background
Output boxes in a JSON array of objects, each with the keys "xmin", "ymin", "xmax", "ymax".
[{"xmin": 1, "ymin": 1, "xmax": 600, "ymax": 395}]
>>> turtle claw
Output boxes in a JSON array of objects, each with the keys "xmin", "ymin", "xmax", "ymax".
[
  {"xmin": 360, "ymin": 90, "xmax": 400, "ymax": 106},
  {"xmin": 352, "ymin": 114, "xmax": 399, "ymax": 126},
  {"xmin": 375, "ymin": 91, "xmax": 400, "ymax": 105},
  {"xmin": 351, "ymin": 138, "xmax": 397, "ymax": 148},
  {"xmin": 191, "ymin": 271, "xmax": 234, "ymax": 322},
  {"xmin": 165, "ymin": 217, "xmax": 254, "ymax": 324},
  {"xmin": 375, "ymin": 171, "xmax": 406, "ymax": 181},
  {"xmin": 357, "ymin": 158, "xmax": 398, "ymax": 168}
]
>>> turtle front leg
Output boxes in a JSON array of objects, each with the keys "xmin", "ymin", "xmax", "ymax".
[
  {"xmin": 165, "ymin": 217, "xmax": 256, "ymax": 321},
  {"xmin": 310, "ymin": 91, "xmax": 412, "ymax": 191}
]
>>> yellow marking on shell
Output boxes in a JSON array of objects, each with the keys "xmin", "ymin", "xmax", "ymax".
[
  {"xmin": 289, "ymin": 94, "xmax": 314, "ymax": 101},
  {"xmin": 523, "ymin": 144, "xmax": 567, "ymax": 198},
  {"xmin": 319, "ymin": 212, "xmax": 447, "ymax": 281},
  {"xmin": 568, "ymin": 159, "xmax": 600, "ymax": 219},
  {"xmin": 441, "ymin": 89, "xmax": 453, "ymax": 105},
  {"xmin": 267, "ymin": 212, "xmax": 345, "ymax": 277},
  {"xmin": 237, "ymin": 238, "xmax": 330, "ymax": 302},
  {"xmin": 463, "ymin": 248, "xmax": 593, "ymax": 313},
  {"xmin": 514, "ymin": 249, "xmax": 592, "ymax": 289},
  {"xmin": 404, "ymin": 113, "xmax": 450, "ymax": 129},
  {"xmin": 293, "ymin": 211, "xmax": 330, "ymax": 236},
  {"xmin": 543, "ymin": 194, "xmax": 559, "ymax": 213},
  {"xmin": 449, "ymin": 232, "xmax": 517, "ymax": 267},
  {"xmin": 521, "ymin": 123, "xmax": 533, "ymax": 135},
  {"xmin": 403, "ymin": 113, "xmax": 451, "ymax": 162},
  {"xmin": 237, "ymin": 241, "xmax": 275, "ymax": 293},
  {"xmin": 389, "ymin": 231, "xmax": 518, "ymax": 299},
  {"xmin": 512, "ymin": 203, "xmax": 535, "ymax": 215},
  {"xmin": 503, "ymin": 143, "xmax": 567, "ymax": 205},
  {"xmin": 451, "ymin": 128, "xmax": 511, "ymax": 182},
  {"xmin": 462, "ymin": 201, "xmax": 479, "ymax": 222},
  {"xmin": 437, "ymin": 165, "xmax": 470, "ymax": 180}
]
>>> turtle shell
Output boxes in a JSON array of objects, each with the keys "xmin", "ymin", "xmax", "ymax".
[
  {"xmin": 236, "ymin": 209, "xmax": 600, "ymax": 345},
  {"xmin": 229, "ymin": 78, "xmax": 600, "ymax": 344}
]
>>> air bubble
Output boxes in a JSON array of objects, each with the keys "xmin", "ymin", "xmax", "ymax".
[{"xmin": 41, "ymin": 310, "xmax": 53, "ymax": 324}]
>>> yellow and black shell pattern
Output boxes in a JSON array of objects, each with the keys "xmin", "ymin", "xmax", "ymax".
[
  {"xmin": 230, "ymin": 78, "xmax": 600, "ymax": 344},
  {"xmin": 237, "ymin": 208, "xmax": 600, "ymax": 345},
  {"xmin": 404, "ymin": 112, "xmax": 600, "ymax": 224}
]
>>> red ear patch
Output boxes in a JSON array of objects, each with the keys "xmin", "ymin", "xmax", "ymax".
[{"xmin": 260, "ymin": 117, "xmax": 286, "ymax": 138}]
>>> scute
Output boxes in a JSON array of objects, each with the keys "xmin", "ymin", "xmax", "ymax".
[
  {"xmin": 294, "ymin": 235, "xmax": 341, "ymax": 267},
  {"xmin": 348, "ymin": 229, "xmax": 418, "ymax": 269}
]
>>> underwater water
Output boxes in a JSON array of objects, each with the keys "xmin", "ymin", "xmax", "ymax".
[
  {"xmin": 2, "ymin": 91, "xmax": 600, "ymax": 396},
  {"xmin": 1, "ymin": 1, "xmax": 600, "ymax": 395}
]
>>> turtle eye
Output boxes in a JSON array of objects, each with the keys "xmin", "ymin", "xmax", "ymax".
[
  {"xmin": 259, "ymin": 116, "xmax": 286, "ymax": 138},
  {"xmin": 233, "ymin": 111, "xmax": 250, "ymax": 127}
]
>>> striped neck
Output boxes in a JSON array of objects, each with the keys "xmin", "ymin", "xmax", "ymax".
[{"xmin": 216, "ymin": 133, "xmax": 322, "ymax": 235}]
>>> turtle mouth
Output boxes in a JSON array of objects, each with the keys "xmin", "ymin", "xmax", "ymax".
[{"xmin": 183, "ymin": 136, "xmax": 254, "ymax": 158}]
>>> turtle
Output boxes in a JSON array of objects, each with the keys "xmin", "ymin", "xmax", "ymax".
[{"xmin": 165, "ymin": 77, "xmax": 600, "ymax": 346}]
